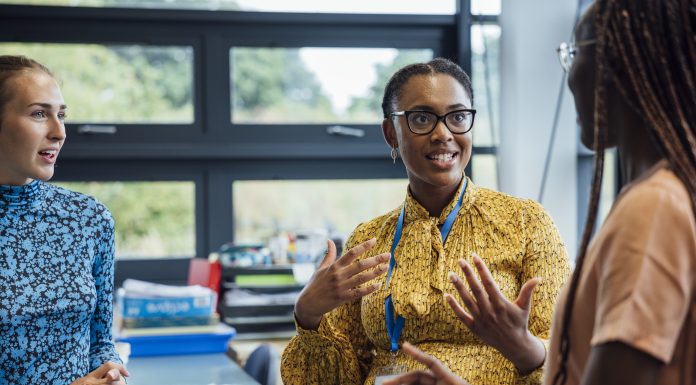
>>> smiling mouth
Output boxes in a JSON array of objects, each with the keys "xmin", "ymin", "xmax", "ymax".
[
  {"xmin": 38, "ymin": 150, "xmax": 58, "ymax": 161},
  {"xmin": 426, "ymin": 152, "xmax": 458, "ymax": 162}
]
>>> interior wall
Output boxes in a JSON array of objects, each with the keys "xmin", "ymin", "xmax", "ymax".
[{"xmin": 498, "ymin": 0, "xmax": 580, "ymax": 255}]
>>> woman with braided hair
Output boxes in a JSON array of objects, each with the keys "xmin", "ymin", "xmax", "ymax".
[
  {"xmin": 545, "ymin": 0, "xmax": 696, "ymax": 383},
  {"xmin": 385, "ymin": 0, "xmax": 696, "ymax": 384}
]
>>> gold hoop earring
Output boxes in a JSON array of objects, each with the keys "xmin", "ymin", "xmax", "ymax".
[{"xmin": 390, "ymin": 147, "xmax": 398, "ymax": 164}]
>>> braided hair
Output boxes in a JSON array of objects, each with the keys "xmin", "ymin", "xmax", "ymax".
[
  {"xmin": 0, "ymin": 55, "xmax": 54, "ymax": 126},
  {"xmin": 381, "ymin": 57, "xmax": 474, "ymax": 118},
  {"xmin": 552, "ymin": 0, "xmax": 696, "ymax": 384}
]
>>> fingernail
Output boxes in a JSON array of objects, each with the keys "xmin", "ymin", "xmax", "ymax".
[
  {"xmin": 368, "ymin": 238, "xmax": 377, "ymax": 245},
  {"xmin": 448, "ymin": 271, "xmax": 458, "ymax": 282}
]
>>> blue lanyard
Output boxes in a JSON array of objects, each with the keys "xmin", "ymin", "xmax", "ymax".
[{"xmin": 384, "ymin": 180, "xmax": 467, "ymax": 352}]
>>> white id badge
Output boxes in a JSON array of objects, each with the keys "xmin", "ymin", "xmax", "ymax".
[
  {"xmin": 374, "ymin": 374, "xmax": 402, "ymax": 385},
  {"xmin": 374, "ymin": 363, "xmax": 408, "ymax": 385}
]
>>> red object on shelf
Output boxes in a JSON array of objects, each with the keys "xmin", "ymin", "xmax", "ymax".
[{"xmin": 188, "ymin": 258, "xmax": 222, "ymax": 299}]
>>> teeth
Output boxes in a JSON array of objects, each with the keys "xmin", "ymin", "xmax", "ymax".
[{"xmin": 433, "ymin": 153, "xmax": 454, "ymax": 162}]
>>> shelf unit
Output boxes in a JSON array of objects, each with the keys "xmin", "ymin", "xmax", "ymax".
[{"xmin": 219, "ymin": 265, "xmax": 301, "ymax": 337}]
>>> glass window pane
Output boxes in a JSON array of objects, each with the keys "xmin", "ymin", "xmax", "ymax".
[
  {"xmin": 471, "ymin": 0, "xmax": 501, "ymax": 15},
  {"xmin": 233, "ymin": 0, "xmax": 455, "ymax": 14},
  {"xmin": 0, "ymin": 43, "xmax": 194, "ymax": 124},
  {"xmin": 55, "ymin": 181, "xmax": 196, "ymax": 259},
  {"xmin": 233, "ymin": 179, "xmax": 407, "ymax": 244},
  {"xmin": 230, "ymin": 48, "xmax": 433, "ymax": 124},
  {"xmin": 471, "ymin": 154, "xmax": 498, "ymax": 191},
  {"xmin": 0, "ymin": 0, "xmax": 456, "ymax": 14},
  {"xmin": 471, "ymin": 25, "xmax": 501, "ymax": 147}
]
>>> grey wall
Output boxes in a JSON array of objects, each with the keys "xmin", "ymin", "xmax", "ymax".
[{"xmin": 499, "ymin": 0, "xmax": 579, "ymax": 256}]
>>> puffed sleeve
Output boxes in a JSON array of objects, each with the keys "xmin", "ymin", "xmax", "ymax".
[
  {"xmin": 281, "ymin": 229, "xmax": 375, "ymax": 385},
  {"xmin": 516, "ymin": 200, "xmax": 571, "ymax": 385},
  {"xmin": 89, "ymin": 204, "xmax": 123, "ymax": 371}
]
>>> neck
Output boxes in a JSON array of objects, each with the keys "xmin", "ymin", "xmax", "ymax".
[
  {"xmin": 617, "ymin": 123, "xmax": 664, "ymax": 185},
  {"xmin": 0, "ymin": 168, "xmax": 33, "ymax": 186},
  {"xmin": 408, "ymin": 175, "xmax": 463, "ymax": 217},
  {"xmin": 0, "ymin": 178, "xmax": 33, "ymax": 186}
]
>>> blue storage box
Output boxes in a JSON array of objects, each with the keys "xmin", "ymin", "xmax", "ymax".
[
  {"xmin": 117, "ymin": 325, "xmax": 236, "ymax": 357},
  {"xmin": 119, "ymin": 293, "xmax": 216, "ymax": 319}
]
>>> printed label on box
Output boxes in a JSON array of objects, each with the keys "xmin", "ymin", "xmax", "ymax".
[{"xmin": 121, "ymin": 294, "xmax": 214, "ymax": 319}]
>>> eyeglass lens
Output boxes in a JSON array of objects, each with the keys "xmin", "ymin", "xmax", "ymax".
[{"xmin": 407, "ymin": 111, "xmax": 473, "ymax": 134}]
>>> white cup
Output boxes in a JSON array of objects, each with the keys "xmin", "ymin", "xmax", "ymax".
[{"xmin": 115, "ymin": 342, "xmax": 131, "ymax": 365}]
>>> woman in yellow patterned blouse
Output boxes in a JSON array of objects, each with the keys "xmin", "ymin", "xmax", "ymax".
[{"xmin": 280, "ymin": 58, "xmax": 571, "ymax": 385}]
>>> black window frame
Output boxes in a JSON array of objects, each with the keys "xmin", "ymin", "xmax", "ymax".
[{"xmin": 0, "ymin": 0, "xmax": 500, "ymax": 284}]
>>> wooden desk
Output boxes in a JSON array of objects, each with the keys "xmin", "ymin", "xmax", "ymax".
[{"xmin": 125, "ymin": 353, "xmax": 260, "ymax": 385}]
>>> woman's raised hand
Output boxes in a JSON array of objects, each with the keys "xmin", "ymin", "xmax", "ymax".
[
  {"xmin": 294, "ymin": 238, "xmax": 390, "ymax": 330},
  {"xmin": 446, "ymin": 253, "xmax": 545, "ymax": 373},
  {"xmin": 382, "ymin": 342, "xmax": 471, "ymax": 385}
]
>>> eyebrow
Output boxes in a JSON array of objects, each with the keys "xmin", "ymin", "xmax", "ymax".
[
  {"xmin": 27, "ymin": 102, "xmax": 68, "ymax": 110},
  {"xmin": 409, "ymin": 103, "xmax": 471, "ymax": 111}
]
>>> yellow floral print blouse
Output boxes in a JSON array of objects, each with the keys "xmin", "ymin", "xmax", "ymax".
[{"xmin": 281, "ymin": 177, "xmax": 571, "ymax": 385}]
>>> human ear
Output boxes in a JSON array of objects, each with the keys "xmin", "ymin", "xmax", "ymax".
[{"xmin": 381, "ymin": 118, "xmax": 398, "ymax": 148}]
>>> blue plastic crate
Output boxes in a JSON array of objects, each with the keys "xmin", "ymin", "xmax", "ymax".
[{"xmin": 117, "ymin": 325, "xmax": 236, "ymax": 357}]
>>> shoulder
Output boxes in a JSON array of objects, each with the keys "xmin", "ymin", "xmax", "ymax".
[
  {"xmin": 598, "ymin": 168, "xmax": 696, "ymax": 268},
  {"xmin": 345, "ymin": 207, "xmax": 400, "ymax": 247},
  {"xmin": 470, "ymin": 186, "xmax": 563, "ymax": 248},
  {"xmin": 613, "ymin": 168, "xmax": 693, "ymax": 226},
  {"xmin": 625, "ymin": 168, "xmax": 690, "ymax": 206},
  {"xmin": 45, "ymin": 184, "xmax": 114, "ymax": 228},
  {"xmin": 473, "ymin": 186, "xmax": 552, "ymax": 223}
]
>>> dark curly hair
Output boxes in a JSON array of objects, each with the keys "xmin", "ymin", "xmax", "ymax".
[{"xmin": 381, "ymin": 57, "xmax": 474, "ymax": 118}]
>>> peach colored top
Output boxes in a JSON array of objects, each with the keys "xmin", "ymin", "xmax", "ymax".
[{"xmin": 544, "ymin": 164, "xmax": 696, "ymax": 385}]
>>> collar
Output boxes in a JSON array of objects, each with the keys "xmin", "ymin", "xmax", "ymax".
[
  {"xmin": 403, "ymin": 175, "xmax": 477, "ymax": 226},
  {"xmin": 0, "ymin": 179, "xmax": 45, "ymax": 208}
]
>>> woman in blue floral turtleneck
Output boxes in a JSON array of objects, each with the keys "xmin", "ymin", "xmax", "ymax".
[{"xmin": 0, "ymin": 56, "xmax": 129, "ymax": 385}]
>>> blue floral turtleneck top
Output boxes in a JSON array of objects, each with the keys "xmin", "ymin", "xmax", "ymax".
[{"xmin": 0, "ymin": 180, "xmax": 122, "ymax": 385}]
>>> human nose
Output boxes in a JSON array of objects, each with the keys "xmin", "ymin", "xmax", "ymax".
[
  {"xmin": 430, "ymin": 118, "xmax": 453, "ymax": 142},
  {"xmin": 48, "ymin": 115, "xmax": 66, "ymax": 142}
]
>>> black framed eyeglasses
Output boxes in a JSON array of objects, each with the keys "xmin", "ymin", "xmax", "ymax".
[
  {"xmin": 390, "ymin": 109, "xmax": 476, "ymax": 135},
  {"xmin": 556, "ymin": 39, "xmax": 596, "ymax": 73}
]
